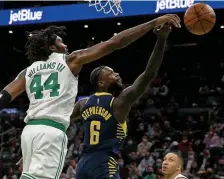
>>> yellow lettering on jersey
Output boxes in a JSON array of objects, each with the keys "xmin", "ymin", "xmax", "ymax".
[
  {"xmin": 92, "ymin": 106, "xmax": 96, "ymax": 115},
  {"xmin": 82, "ymin": 111, "xmax": 87, "ymax": 120},
  {"xmin": 101, "ymin": 108, "xmax": 105, "ymax": 116},
  {"xmin": 103, "ymin": 111, "xmax": 112, "ymax": 120},
  {"xmin": 86, "ymin": 109, "xmax": 90, "ymax": 117},
  {"xmin": 81, "ymin": 106, "xmax": 112, "ymax": 121},
  {"xmin": 98, "ymin": 107, "xmax": 102, "ymax": 115},
  {"xmin": 96, "ymin": 106, "xmax": 99, "ymax": 114},
  {"xmin": 89, "ymin": 107, "xmax": 93, "ymax": 115}
]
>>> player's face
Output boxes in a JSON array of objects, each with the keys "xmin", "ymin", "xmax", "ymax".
[
  {"xmin": 162, "ymin": 153, "xmax": 180, "ymax": 175},
  {"xmin": 100, "ymin": 67, "xmax": 124, "ymax": 92},
  {"xmin": 51, "ymin": 36, "xmax": 68, "ymax": 54}
]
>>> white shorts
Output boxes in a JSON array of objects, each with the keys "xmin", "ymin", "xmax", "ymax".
[{"xmin": 21, "ymin": 120, "xmax": 68, "ymax": 179}]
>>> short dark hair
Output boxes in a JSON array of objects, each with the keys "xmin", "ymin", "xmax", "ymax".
[
  {"xmin": 90, "ymin": 66, "xmax": 106, "ymax": 90},
  {"xmin": 168, "ymin": 152, "xmax": 184, "ymax": 171},
  {"xmin": 25, "ymin": 26, "xmax": 66, "ymax": 63}
]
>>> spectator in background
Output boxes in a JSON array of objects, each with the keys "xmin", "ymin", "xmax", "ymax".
[
  {"xmin": 148, "ymin": 123, "xmax": 161, "ymax": 139},
  {"xmin": 169, "ymin": 141, "xmax": 180, "ymax": 153},
  {"xmin": 128, "ymin": 162, "xmax": 142, "ymax": 179},
  {"xmin": 138, "ymin": 136, "xmax": 152, "ymax": 157},
  {"xmin": 136, "ymin": 122, "xmax": 147, "ymax": 141},
  {"xmin": 203, "ymin": 128, "xmax": 223, "ymax": 166},
  {"xmin": 178, "ymin": 136, "xmax": 192, "ymax": 155},
  {"xmin": 161, "ymin": 121, "xmax": 173, "ymax": 138},
  {"xmin": 66, "ymin": 159, "xmax": 76, "ymax": 179},
  {"xmin": 118, "ymin": 158, "xmax": 129, "ymax": 179},
  {"xmin": 142, "ymin": 165, "xmax": 156, "ymax": 179},
  {"xmin": 16, "ymin": 164, "xmax": 23, "ymax": 178},
  {"xmin": 203, "ymin": 128, "xmax": 223, "ymax": 148},
  {"xmin": 138, "ymin": 152, "xmax": 155, "ymax": 173},
  {"xmin": 2, "ymin": 167, "xmax": 17, "ymax": 179}
]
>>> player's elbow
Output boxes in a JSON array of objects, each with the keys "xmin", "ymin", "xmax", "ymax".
[{"xmin": 143, "ymin": 70, "xmax": 157, "ymax": 81}]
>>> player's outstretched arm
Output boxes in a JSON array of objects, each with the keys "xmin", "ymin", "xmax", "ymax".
[
  {"xmin": 113, "ymin": 25, "xmax": 172, "ymax": 123},
  {"xmin": 0, "ymin": 69, "xmax": 26, "ymax": 108},
  {"xmin": 66, "ymin": 15, "xmax": 180, "ymax": 75},
  {"xmin": 70, "ymin": 98, "xmax": 88, "ymax": 123}
]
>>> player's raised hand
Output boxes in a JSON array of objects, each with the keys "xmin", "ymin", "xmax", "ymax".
[
  {"xmin": 153, "ymin": 24, "xmax": 172, "ymax": 39},
  {"xmin": 154, "ymin": 14, "xmax": 181, "ymax": 28}
]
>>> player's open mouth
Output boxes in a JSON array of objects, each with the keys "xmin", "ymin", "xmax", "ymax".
[{"xmin": 162, "ymin": 166, "xmax": 167, "ymax": 171}]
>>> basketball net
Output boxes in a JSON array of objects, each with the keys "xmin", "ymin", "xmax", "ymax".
[{"xmin": 86, "ymin": 0, "xmax": 123, "ymax": 16}]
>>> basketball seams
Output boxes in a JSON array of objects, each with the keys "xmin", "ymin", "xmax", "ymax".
[
  {"xmin": 199, "ymin": 3, "xmax": 207, "ymax": 14},
  {"xmin": 185, "ymin": 11, "xmax": 215, "ymax": 25},
  {"xmin": 200, "ymin": 19, "xmax": 215, "ymax": 25},
  {"xmin": 184, "ymin": 3, "xmax": 215, "ymax": 35},
  {"xmin": 193, "ymin": 6, "xmax": 206, "ymax": 34},
  {"xmin": 198, "ymin": 20, "xmax": 206, "ymax": 34},
  {"xmin": 192, "ymin": 20, "xmax": 198, "ymax": 35}
]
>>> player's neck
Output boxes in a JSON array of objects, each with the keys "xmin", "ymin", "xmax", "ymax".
[
  {"xmin": 96, "ymin": 88, "xmax": 118, "ymax": 96},
  {"xmin": 164, "ymin": 171, "xmax": 181, "ymax": 179}
]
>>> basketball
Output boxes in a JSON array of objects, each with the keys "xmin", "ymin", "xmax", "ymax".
[{"xmin": 184, "ymin": 3, "xmax": 216, "ymax": 35}]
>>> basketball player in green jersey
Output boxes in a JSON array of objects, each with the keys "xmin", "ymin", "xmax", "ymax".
[
  {"xmin": 1, "ymin": 15, "xmax": 180, "ymax": 179},
  {"xmin": 71, "ymin": 24, "xmax": 176, "ymax": 179}
]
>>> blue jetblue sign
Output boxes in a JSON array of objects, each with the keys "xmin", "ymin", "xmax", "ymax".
[{"xmin": 0, "ymin": 1, "xmax": 223, "ymax": 26}]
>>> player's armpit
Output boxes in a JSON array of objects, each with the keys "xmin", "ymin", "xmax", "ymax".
[
  {"xmin": 1, "ymin": 69, "xmax": 26, "ymax": 103},
  {"xmin": 70, "ymin": 98, "xmax": 88, "ymax": 122}
]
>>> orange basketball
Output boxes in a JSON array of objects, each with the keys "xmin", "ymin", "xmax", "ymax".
[{"xmin": 184, "ymin": 3, "xmax": 216, "ymax": 35}]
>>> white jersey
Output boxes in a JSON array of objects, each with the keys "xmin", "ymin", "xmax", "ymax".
[
  {"xmin": 174, "ymin": 174, "xmax": 188, "ymax": 179},
  {"xmin": 24, "ymin": 52, "xmax": 78, "ymax": 129}
]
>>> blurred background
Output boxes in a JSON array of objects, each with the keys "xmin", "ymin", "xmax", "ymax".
[{"xmin": 0, "ymin": 1, "xmax": 224, "ymax": 179}]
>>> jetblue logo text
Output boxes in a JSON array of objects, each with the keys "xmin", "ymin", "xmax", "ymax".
[
  {"xmin": 9, "ymin": 9, "xmax": 43, "ymax": 25},
  {"xmin": 155, "ymin": 0, "xmax": 194, "ymax": 13}
]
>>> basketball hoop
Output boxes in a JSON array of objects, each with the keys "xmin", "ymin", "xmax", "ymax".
[{"xmin": 86, "ymin": 0, "xmax": 123, "ymax": 16}]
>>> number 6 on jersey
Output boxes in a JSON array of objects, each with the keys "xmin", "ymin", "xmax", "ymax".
[
  {"xmin": 29, "ymin": 72, "xmax": 60, "ymax": 99},
  {"xmin": 90, "ymin": 121, "xmax": 101, "ymax": 145}
]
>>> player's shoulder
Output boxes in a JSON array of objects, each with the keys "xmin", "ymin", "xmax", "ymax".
[
  {"xmin": 77, "ymin": 97, "xmax": 88, "ymax": 107},
  {"xmin": 49, "ymin": 52, "xmax": 66, "ymax": 61}
]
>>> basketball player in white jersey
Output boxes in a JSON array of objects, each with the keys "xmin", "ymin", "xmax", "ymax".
[
  {"xmin": 162, "ymin": 152, "xmax": 188, "ymax": 179},
  {"xmin": 0, "ymin": 15, "xmax": 180, "ymax": 179}
]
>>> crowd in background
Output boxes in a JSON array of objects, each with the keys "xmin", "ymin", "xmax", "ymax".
[
  {"xmin": 0, "ymin": 4, "xmax": 223, "ymax": 177},
  {"xmin": 0, "ymin": 62, "xmax": 223, "ymax": 179}
]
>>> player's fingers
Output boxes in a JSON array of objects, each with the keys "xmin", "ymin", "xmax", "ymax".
[
  {"xmin": 168, "ymin": 16, "xmax": 181, "ymax": 28},
  {"xmin": 167, "ymin": 14, "xmax": 181, "ymax": 22},
  {"xmin": 175, "ymin": 14, "xmax": 181, "ymax": 22},
  {"xmin": 166, "ymin": 14, "xmax": 181, "ymax": 28},
  {"xmin": 167, "ymin": 18, "xmax": 179, "ymax": 28},
  {"xmin": 172, "ymin": 15, "xmax": 181, "ymax": 28}
]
